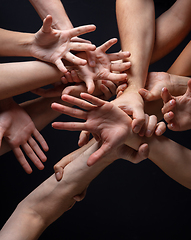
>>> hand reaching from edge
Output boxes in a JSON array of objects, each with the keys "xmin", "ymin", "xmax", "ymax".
[
  {"xmin": 161, "ymin": 80, "xmax": 191, "ymax": 131},
  {"xmin": 51, "ymin": 93, "xmax": 165, "ymax": 166},
  {"xmin": 0, "ymin": 98, "xmax": 49, "ymax": 173},
  {"xmin": 30, "ymin": 15, "xmax": 96, "ymax": 73}
]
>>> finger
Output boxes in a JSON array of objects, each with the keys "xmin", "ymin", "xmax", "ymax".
[
  {"xmin": 101, "ymin": 80, "xmax": 117, "ymax": 96},
  {"xmin": 51, "ymin": 103, "xmax": 88, "ymax": 120},
  {"xmin": 64, "ymin": 51, "xmax": 87, "ymax": 66},
  {"xmin": 69, "ymin": 42, "xmax": 96, "ymax": 52},
  {"xmin": 42, "ymin": 15, "xmax": 52, "ymax": 33},
  {"xmin": 28, "ymin": 136, "xmax": 47, "ymax": 163},
  {"xmin": 105, "ymin": 72, "xmax": 127, "ymax": 82},
  {"xmin": 62, "ymin": 83, "xmax": 87, "ymax": 96},
  {"xmin": 78, "ymin": 130, "xmax": 90, "ymax": 147},
  {"xmin": 131, "ymin": 108, "xmax": 145, "ymax": 134},
  {"xmin": 69, "ymin": 25, "xmax": 96, "ymax": 39},
  {"xmin": 54, "ymin": 158, "xmax": 71, "ymax": 181},
  {"xmin": 100, "ymin": 82, "xmax": 115, "ymax": 100},
  {"xmin": 108, "ymin": 51, "xmax": 131, "ymax": 61},
  {"xmin": 111, "ymin": 62, "xmax": 131, "ymax": 72},
  {"xmin": 161, "ymin": 99, "xmax": 176, "ymax": 114},
  {"xmin": 33, "ymin": 128, "xmax": 49, "ymax": 152},
  {"xmin": 70, "ymin": 70, "xmax": 82, "ymax": 82},
  {"xmin": 161, "ymin": 87, "xmax": 172, "ymax": 103},
  {"xmin": 63, "ymin": 71, "xmax": 74, "ymax": 83},
  {"xmin": 86, "ymin": 51, "xmax": 96, "ymax": 67},
  {"xmin": 137, "ymin": 143, "xmax": 149, "ymax": 160},
  {"xmin": 145, "ymin": 115, "xmax": 157, "ymax": 137},
  {"xmin": 55, "ymin": 59, "xmax": 68, "ymax": 73},
  {"xmin": 139, "ymin": 88, "xmax": 156, "ymax": 101},
  {"xmin": 80, "ymin": 92, "xmax": 107, "ymax": 107},
  {"xmin": 155, "ymin": 121, "xmax": 166, "ymax": 136},
  {"xmin": 164, "ymin": 111, "xmax": 174, "ymax": 123},
  {"xmin": 12, "ymin": 147, "xmax": 33, "ymax": 174},
  {"xmin": 87, "ymin": 142, "xmax": 111, "ymax": 166},
  {"xmin": 185, "ymin": 79, "xmax": 191, "ymax": 97},
  {"xmin": 83, "ymin": 78, "xmax": 95, "ymax": 94},
  {"xmin": 116, "ymin": 83, "xmax": 128, "ymax": 96},
  {"xmin": 71, "ymin": 36, "xmax": 91, "ymax": 43},
  {"xmin": 21, "ymin": 142, "xmax": 45, "ymax": 170},
  {"xmin": 139, "ymin": 114, "xmax": 149, "ymax": 137},
  {"xmin": 98, "ymin": 38, "xmax": 118, "ymax": 53},
  {"xmin": 52, "ymin": 122, "xmax": 87, "ymax": 131},
  {"xmin": 61, "ymin": 94, "xmax": 97, "ymax": 110}
]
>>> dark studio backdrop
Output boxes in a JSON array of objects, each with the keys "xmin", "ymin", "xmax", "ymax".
[{"xmin": 0, "ymin": 0, "xmax": 191, "ymax": 239}]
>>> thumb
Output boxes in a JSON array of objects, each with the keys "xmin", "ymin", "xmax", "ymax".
[
  {"xmin": 139, "ymin": 88, "xmax": 157, "ymax": 101},
  {"xmin": 42, "ymin": 15, "xmax": 53, "ymax": 33}
]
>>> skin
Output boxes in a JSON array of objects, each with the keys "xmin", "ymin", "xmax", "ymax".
[{"xmin": 162, "ymin": 80, "xmax": 191, "ymax": 131}]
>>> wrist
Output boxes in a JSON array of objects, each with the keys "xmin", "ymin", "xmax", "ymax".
[{"xmin": 18, "ymin": 33, "xmax": 34, "ymax": 57}]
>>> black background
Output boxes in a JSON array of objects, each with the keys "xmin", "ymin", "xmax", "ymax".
[{"xmin": 0, "ymin": 0, "xmax": 191, "ymax": 239}]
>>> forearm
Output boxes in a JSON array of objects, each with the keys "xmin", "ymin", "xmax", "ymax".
[
  {"xmin": 29, "ymin": 0, "xmax": 73, "ymax": 30},
  {"xmin": 125, "ymin": 131, "xmax": 191, "ymax": 189},
  {"xmin": 116, "ymin": 0, "xmax": 155, "ymax": 89},
  {"xmin": 151, "ymin": 0, "xmax": 191, "ymax": 63},
  {"xmin": 0, "ymin": 139, "xmax": 114, "ymax": 240},
  {"xmin": 0, "ymin": 60, "xmax": 63, "ymax": 100},
  {"xmin": 167, "ymin": 41, "xmax": 191, "ymax": 77},
  {"xmin": 0, "ymin": 28, "xmax": 34, "ymax": 57}
]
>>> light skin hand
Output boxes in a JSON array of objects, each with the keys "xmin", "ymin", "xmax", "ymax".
[
  {"xmin": 67, "ymin": 38, "xmax": 130, "ymax": 94},
  {"xmin": 52, "ymin": 93, "xmax": 165, "ymax": 166},
  {"xmin": 30, "ymin": 15, "xmax": 96, "ymax": 73},
  {"xmin": 113, "ymin": 87, "xmax": 145, "ymax": 133},
  {"xmin": 162, "ymin": 80, "xmax": 191, "ymax": 131},
  {"xmin": 138, "ymin": 72, "xmax": 173, "ymax": 101},
  {"xmin": 0, "ymin": 98, "xmax": 49, "ymax": 174}
]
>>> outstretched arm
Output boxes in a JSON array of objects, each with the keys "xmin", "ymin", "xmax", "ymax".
[
  {"xmin": 52, "ymin": 93, "xmax": 191, "ymax": 190},
  {"xmin": 0, "ymin": 135, "xmax": 145, "ymax": 240}
]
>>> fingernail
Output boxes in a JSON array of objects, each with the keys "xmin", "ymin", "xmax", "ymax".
[
  {"xmin": 170, "ymin": 100, "xmax": 174, "ymax": 105},
  {"xmin": 133, "ymin": 125, "xmax": 141, "ymax": 133},
  {"xmin": 55, "ymin": 172, "xmax": 61, "ymax": 181},
  {"xmin": 146, "ymin": 130, "xmax": 151, "ymax": 137}
]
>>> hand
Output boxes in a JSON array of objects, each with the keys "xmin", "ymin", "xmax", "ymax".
[
  {"xmin": 114, "ymin": 87, "xmax": 145, "ymax": 133},
  {"xmin": 0, "ymin": 98, "xmax": 49, "ymax": 173},
  {"xmin": 31, "ymin": 15, "xmax": 96, "ymax": 73},
  {"xmin": 52, "ymin": 93, "xmax": 132, "ymax": 166},
  {"xmin": 62, "ymin": 79, "xmax": 118, "ymax": 147},
  {"xmin": 139, "ymin": 72, "xmax": 172, "ymax": 101},
  {"xmin": 161, "ymin": 80, "xmax": 191, "ymax": 131},
  {"xmin": 68, "ymin": 38, "xmax": 131, "ymax": 93}
]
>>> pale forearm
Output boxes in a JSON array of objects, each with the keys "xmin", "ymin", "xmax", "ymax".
[
  {"xmin": 167, "ymin": 41, "xmax": 191, "ymax": 77},
  {"xmin": 0, "ymin": 60, "xmax": 63, "ymax": 100},
  {"xmin": 29, "ymin": 0, "xmax": 73, "ymax": 30},
  {"xmin": 0, "ymin": 139, "xmax": 114, "ymax": 240},
  {"xmin": 0, "ymin": 28, "xmax": 34, "ymax": 57},
  {"xmin": 116, "ymin": 0, "xmax": 155, "ymax": 89},
  {"xmin": 151, "ymin": 0, "xmax": 191, "ymax": 63},
  {"xmin": 125, "ymin": 131, "xmax": 191, "ymax": 189}
]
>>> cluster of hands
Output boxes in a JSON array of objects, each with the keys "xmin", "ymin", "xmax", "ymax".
[{"xmin": 1, "ymin": 15, "xmax": 190, "ymax": 178}]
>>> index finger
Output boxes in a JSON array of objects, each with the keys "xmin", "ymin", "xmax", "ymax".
[{"xmin": 69, "ymin": 25, "xmax": 96, "ymax": 39}]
